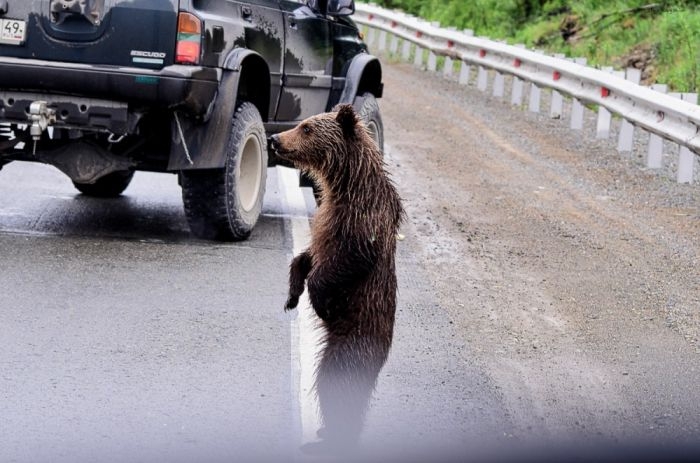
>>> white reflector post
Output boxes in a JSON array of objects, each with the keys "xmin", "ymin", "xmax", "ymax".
[
  {"xmin": 677, "ymin": 92, "xmax": 698, "ymax": 184},
  {"xmin": 617, "ymin": 68, "xmax": 642, "ymax": 152},
  {"xmin": 477, "ymin": 66, "xmax": 488, "ymax": 91},
  {"xmin": 529, "ymin": 83, "xmax": 541, "ymax": 113},
  {"xmin": 570, "ymin": 58, "xmax": 587, "ymax": 129},
  {"xmin": 493, "ymin": 72, "xmax": 505, "ymax": 98},
  {"xmin": 550, "ymin": 54, "xmax": 565, "ymax": 118},
  {"xmin": 596, "ymin": 68, "xmax": 616, "ymax": 139},
  {"xmin": 646, "ymin": 84, "xmax": 668, "ymax": 168}
]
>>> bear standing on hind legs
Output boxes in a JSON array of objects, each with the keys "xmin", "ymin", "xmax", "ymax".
[{"xmin": 270, "ymin": 104, "xmax": 404, "ymax": 452}]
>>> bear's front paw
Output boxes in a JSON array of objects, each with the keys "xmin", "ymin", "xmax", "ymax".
[{"xmin": 285, "ymin": 295, "xmax": 299, "ymax": 311}]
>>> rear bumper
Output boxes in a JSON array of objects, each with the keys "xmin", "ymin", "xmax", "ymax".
[{"xmin": 0, "ymin": 57, "xmax": 220, "ymax": 116}]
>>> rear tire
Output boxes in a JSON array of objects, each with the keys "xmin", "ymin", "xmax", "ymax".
[
  {"xmin": 355, "ymin": 92, "xmax": 384, "ymax": 152},
  {"xmin": 181, "ymin": 102, "xmax": 268, "ymax": 241},
  {"xmin": 73, "ymin": 170, "xmax": 134, "ymax": 197}
]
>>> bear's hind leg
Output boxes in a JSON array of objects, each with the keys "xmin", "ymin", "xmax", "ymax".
[{"xmin": 313, "ymin": 333, "xmax": 387, "ymax": 451}]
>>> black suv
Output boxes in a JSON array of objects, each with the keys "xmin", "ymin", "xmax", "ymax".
[{"xmin": 0, "ymin": 0, "xmax": 383, "ymax": 240}]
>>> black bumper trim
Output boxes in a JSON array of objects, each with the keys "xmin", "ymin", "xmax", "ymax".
[{"xmin": 0, "ymin": 57, "xmax": 221, "ymax": 116}]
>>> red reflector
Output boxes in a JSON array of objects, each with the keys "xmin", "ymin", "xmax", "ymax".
[
  {"xmin": 416, "ymin": 31, "xmax": 423, "ymax": 38},
  {"xmin": 514, "ymin": 59, "xmax": 522, "ymax": 68},
  {"xmin": 368, "ymin": 14, "xmax": 374, "ymax": 21},
  {"xmin": 176, "ymin": 41, "xmax": 200, "ymax": 65},
  {"xmin": 391, "ymin": 21, "xmax": 397, "ymax": 28},
  {"xmin": 553, "ymin": 71, "xmax": 561, "ymax": 81},
  {"xmin": 601, "ymin": 87, "xmax": 611, "ymax": 98},
  {"xmin": 479, "ymin": 50, "xmax": 486, "ymax": 58},
  {"xmin": 447, "ymin": 40, "xmax": 455, "ymax": 48}
]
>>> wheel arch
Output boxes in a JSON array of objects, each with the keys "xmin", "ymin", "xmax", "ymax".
[
  {"xmin": 224, "ymin": 49, "xmax": 271, "ymax": 122},
  {"xmin": 336, "ymin": 54, "xmax": 383, "ymax": 109}
]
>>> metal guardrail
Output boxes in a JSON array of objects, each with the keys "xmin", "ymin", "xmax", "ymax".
[{"xmin": 354, "ymin": 3, "xmax": 700, "ymax": 183}]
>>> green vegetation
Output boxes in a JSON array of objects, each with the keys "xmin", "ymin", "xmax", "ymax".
[{"xmin": 374, "ymin": 0, "xmax": 700, "ymax": 91}]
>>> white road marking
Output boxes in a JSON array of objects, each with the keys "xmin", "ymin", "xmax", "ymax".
[{"xmin": 276, "ymin": 166, "xmax": 323, "ymax": 451}]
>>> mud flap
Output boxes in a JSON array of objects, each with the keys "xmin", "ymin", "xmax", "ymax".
[{"xmin": 167, "ymin": 71, "xmax": 240, "ymax": 170}]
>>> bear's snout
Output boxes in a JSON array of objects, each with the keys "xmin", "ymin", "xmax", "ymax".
[
  {"xmin": 269, "ymin": 134, "xmax": 288, "ymax": 158},
  {"xmin": 270, "ymin": 133, "xmax": 297, "ymax": 164}
]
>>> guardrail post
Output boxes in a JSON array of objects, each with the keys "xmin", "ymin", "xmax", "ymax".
[
  {"xmin": 401, "ymin": 37, "xmax": 412, "ymax": 61},
  {"xmin": 529, "ymin": 83, "xmax": 541, "ymax": 113},
  {"xmin": 366, "ymin": 25, "xmax": 376, "ymax": 48},
  {"xmin": 549, "ymin": 54, "xmax": 565, "ymax": 118},
  {"xmin": 510, "ymin": 45, "xmax": 526, "ymax": 106},
  {"xmin": 570, "ymin": 58, "xmax": 587, "ymax": 129},
  {"xmin": 389, "ymin": 33, "xmax": 399, "ymax": 54},
  {"xmin": 527, "ymin": 49, "xmax": 545, "ymax": 112},
  {"xmin": 511, "ymin": 78, "xmax": 524, "ymax": 106},
  {"xmin": 442, "ymin": 27, "xmax": 457, "ymax": 78},
  {"xmin": 477, "ymin": 66, "xmax": 489, "ymax": 91},
  {"xmin": 388, "ymin": 16, "xmax": 401, "ymax": 55},
  {"xmin": 646, "ymin": 84, "xmax": 668, "ymax": 168},
  {"xmin": 359, "ymin": 22, "xmax": 368, "ymax": 40},
  {"xmin": 596, "ymin": 67, "xmax": 615, "ymax": 139},
  {"xmin": 378, "ymin": 29, "xmax": 387, "ymax": 51},
  {"xmin": 490, "ymin": 40, "xmax": 506, "ymax": 98},
  {"xmin": 401, "ymin": 15, "xmax": 414, "ymax": 62},
  {"xmin": 617, "ymin": 68, "xmax": 642, "ymax": 152},
  {"xmin": 458, "ymin": 30, "xmax": 474, "ymax": 85},
  {"xmin": 412, "ymin": 19, "xmax": 427, "ymax": 69},
  {"xmin": 427, "ymin": 52, "xmax": 437, "ymax": 71},
  {"xmin": 443, "ymin": 56, "xmax": 453, "ymax": 77},
  {"xmin": 427, "ymin": 22, "xmax": 440, "ymax": 72},
  {"xmin": 476, "ymin": 66, "xmax": 489, "ymax": 92},
  {"xmin": 493, "ymin": 73, "xmax": 505, "ymax": 98},
  {"xmin": 477, "ymin": 36, "xmax": 490, "ymax": 91},
  {"xmin": 399, "ymin": 14, "xmax": 411, "ymax": 61},
  {"xmin": 413, "ymin": 32, "xmax": 424, "ymax": 69},
  {"xmin": 459, "ymin": 61, "xmax": 472, "ymax": 85},
  {"xmin": 677, "ymin": 92, "xmax": 698, "ymax": 183},
  {"xmin": 413, "ymin": 47, "xmax": 424, "ymax": 68}
]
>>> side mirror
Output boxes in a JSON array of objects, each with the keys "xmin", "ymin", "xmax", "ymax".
[{"xmin": 327, "ymin": 0, "xmax": 355, "ymax": 16}]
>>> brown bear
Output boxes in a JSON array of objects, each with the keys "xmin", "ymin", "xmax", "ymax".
[{"xmin": 270, "ymin": 104, "xmax": 404, "ymax": 452}]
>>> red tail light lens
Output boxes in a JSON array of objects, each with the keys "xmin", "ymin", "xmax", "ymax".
[{"xmin": 176, "ymin": 12, "xmax": 202, "ymax": 65}]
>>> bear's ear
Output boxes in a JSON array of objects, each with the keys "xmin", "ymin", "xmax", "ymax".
[{"xmin": 335, "ymin": 104, "xmax": 358, "ymax": 139}]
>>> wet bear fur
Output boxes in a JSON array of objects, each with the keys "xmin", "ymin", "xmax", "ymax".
[{"xmin": 271, "ymin": 104, "xmax": 404, "ymax": 450}]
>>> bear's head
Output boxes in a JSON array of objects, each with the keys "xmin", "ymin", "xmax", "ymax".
[{"xmin": 270, "ymin": 104, "xmax": 370, "ymax": 177}]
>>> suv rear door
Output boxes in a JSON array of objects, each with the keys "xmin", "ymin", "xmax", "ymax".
[
  {"xmin": 277, "ymin": 0, "xmax": 333, "ymax": 122},
  {"xmin": 0, "ymin": 0, "xmax": 178, "ymax": 69}
]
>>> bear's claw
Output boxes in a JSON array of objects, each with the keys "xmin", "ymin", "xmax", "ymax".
[{"xmin": 285, "ymin": 295, "xmax": 299, "ymax": 311}]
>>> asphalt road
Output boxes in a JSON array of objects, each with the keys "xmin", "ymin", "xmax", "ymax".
[
  {"xmin": 0, "ymin": 161, "xmax": 493, "ymax": 463},
  {"xmin": 0, "ymin": 163, "xmax": 300, "ymax": 462},
  {"xmin": 2, "ymin": 59, "xmax": 700, "ymax": 463}
]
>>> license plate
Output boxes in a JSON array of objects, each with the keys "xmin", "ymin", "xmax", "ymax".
[{"xmin": 0, "ymin": 19, "xmax": 27, "ymax": 46}]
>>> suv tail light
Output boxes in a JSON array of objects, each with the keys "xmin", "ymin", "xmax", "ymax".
[{"xmin": 176, "ymin": 12, "xmax": 202, "ymax": 65}]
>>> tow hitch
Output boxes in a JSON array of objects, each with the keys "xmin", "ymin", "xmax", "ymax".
[{"xmin": 28, "ymin": 101, "xmax": 56, "ymax": 154}]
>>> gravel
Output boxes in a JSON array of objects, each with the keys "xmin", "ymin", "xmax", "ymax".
[{"xmin": 377, "ymin": 57, "xmax": 700, "ymax": 445}]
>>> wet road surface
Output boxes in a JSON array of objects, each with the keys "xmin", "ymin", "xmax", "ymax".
[
  {"xmin": 0, "ymin": 163, "xmax": 297, "ymax": 462},
  {"xmin": 0, "ymin": 161, "xmax": 494, "ymax": 463},
  {"xmin": 3, "ymin": 58, "xmax": 700, "ymax": 462}
]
